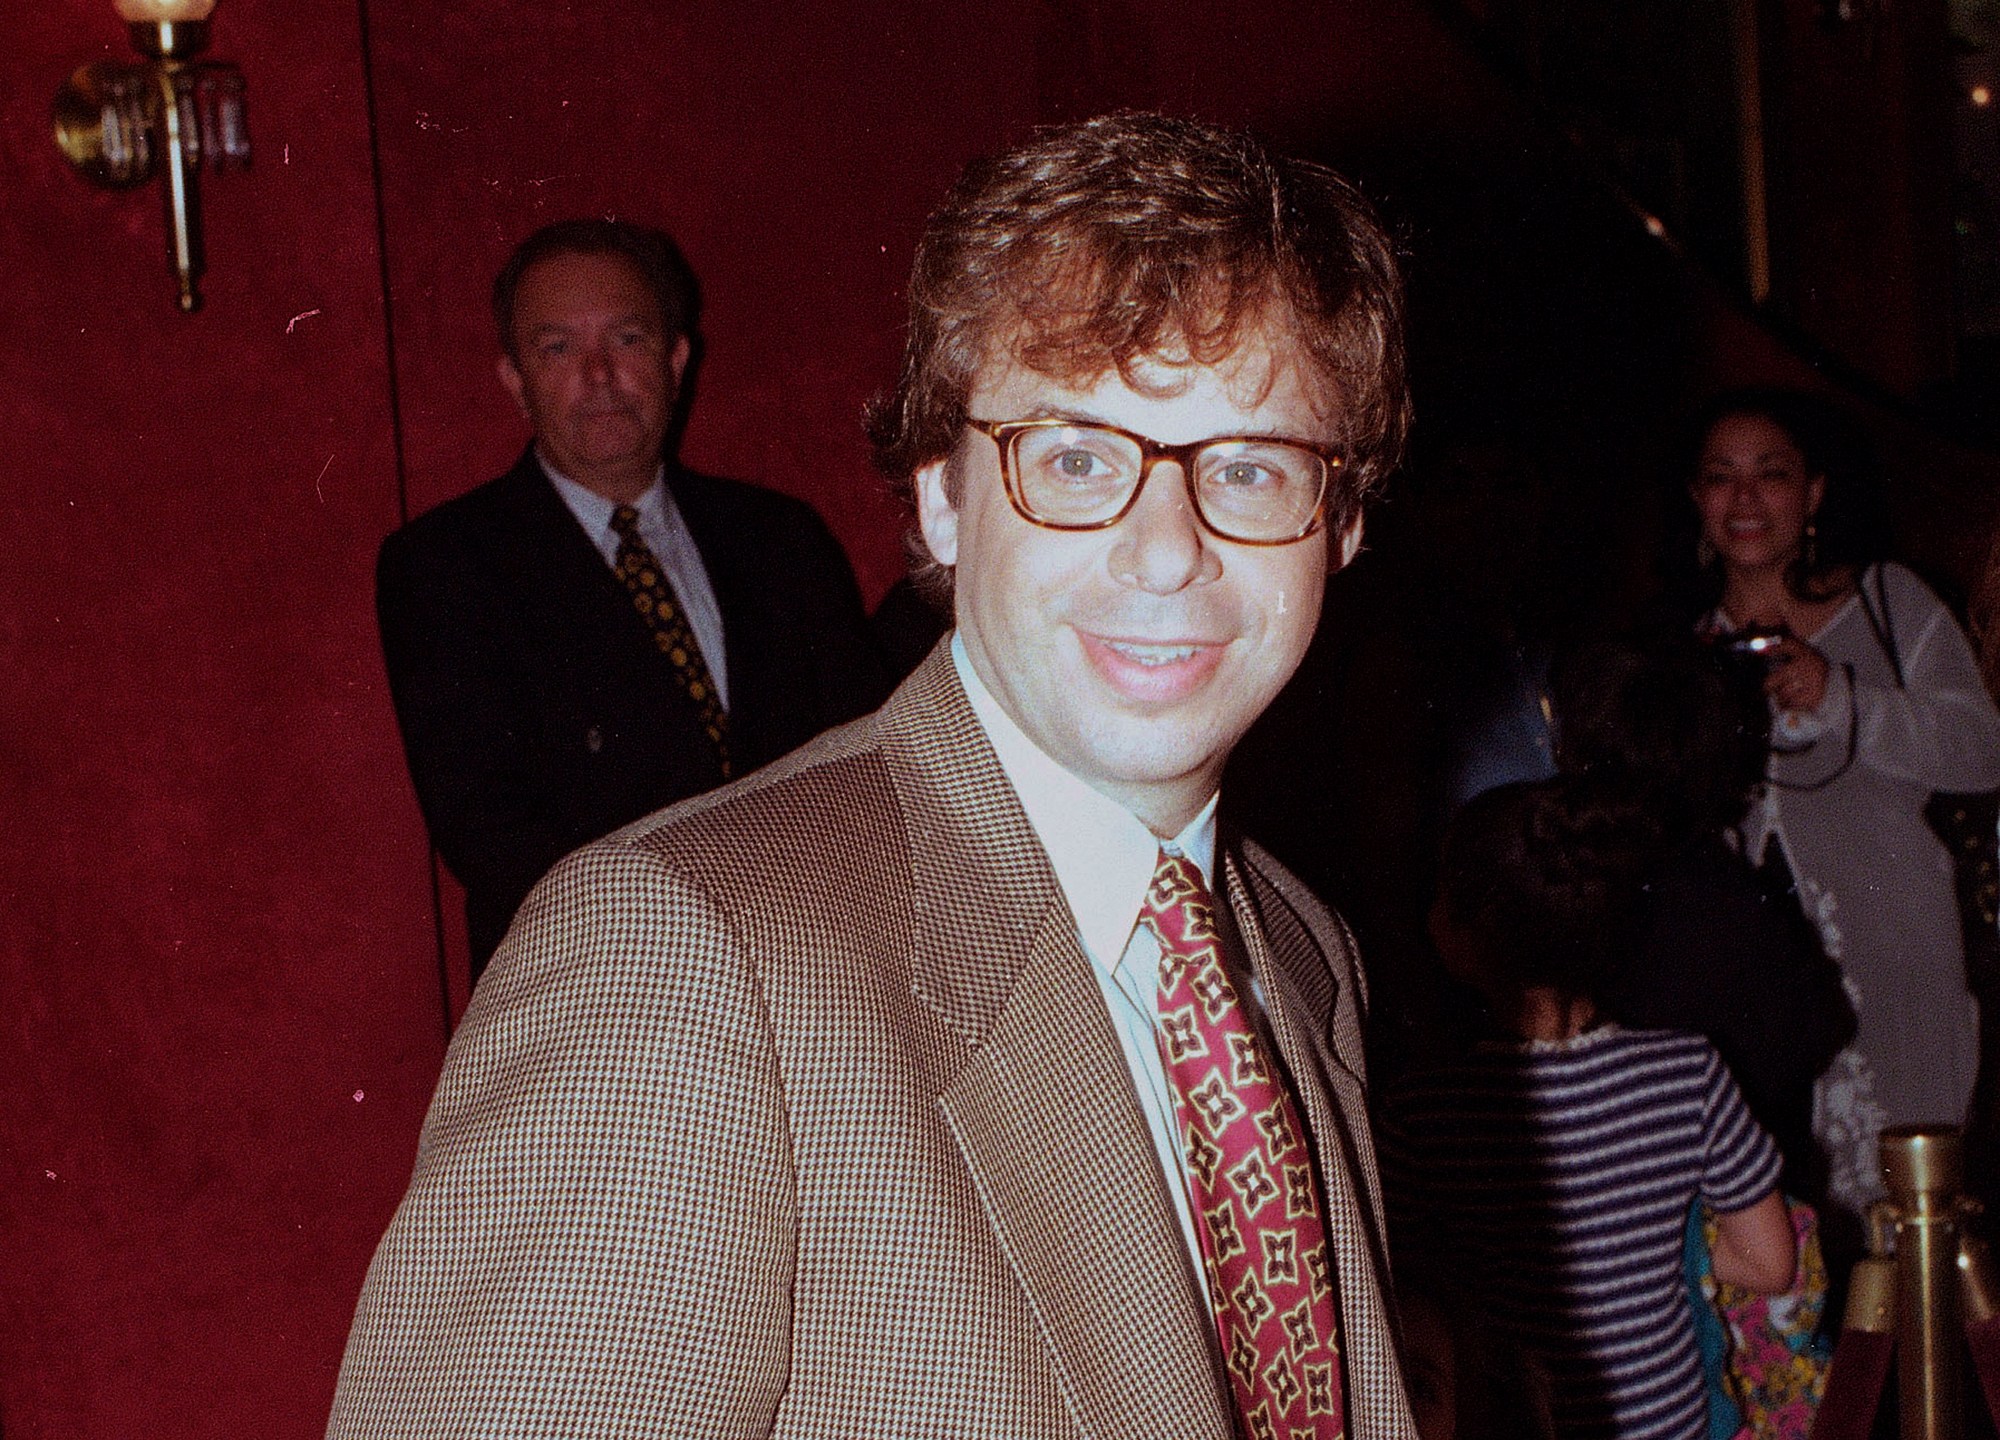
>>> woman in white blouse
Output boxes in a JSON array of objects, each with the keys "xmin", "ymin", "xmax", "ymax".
[{"xmin": 1690, "ymin": 389, "xmax": 2000, "ymax": 1225}]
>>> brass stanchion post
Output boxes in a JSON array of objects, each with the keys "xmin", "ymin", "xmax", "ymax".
[
  {"xmin": 1882, "ymin": 1127, "xmax": 1966, "ymax": 1440},
  {"xmin": 1814, "ymin": 1128, "xmax": 2000, "ymax": 1440}
]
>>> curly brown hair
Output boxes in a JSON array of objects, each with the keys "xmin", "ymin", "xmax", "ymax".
[{"xmin": 866, "ymin": 112, "xmax": 1409, "ymax": 601}]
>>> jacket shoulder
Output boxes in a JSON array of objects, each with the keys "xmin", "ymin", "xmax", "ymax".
[
  {"xmin": 579, "ymin": 712, "xmax": 895, "ymax": 916},
  {"xmin": 673, "ymin": 467, "xmax": 826, "ymax": 526},
  {"xmin": 671, "ymin": 469, "xmax": 851, "ymax": 574},
  {"xmin": 379, "ymin": 458, "xmax": 550, "ymax": 564}
]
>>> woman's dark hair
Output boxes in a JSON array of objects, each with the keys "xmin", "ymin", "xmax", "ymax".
[
  {"xmin": 1550, "ymin": 635, "xmax": 1767, "ymax": 847},
  {"xmin": 1436, "ymin": 779, "xmax": 1648, "ymax": 1005},
  {"xmin": 1682, "ymin": 386, "xmax": 1892, "ymax": 604}
]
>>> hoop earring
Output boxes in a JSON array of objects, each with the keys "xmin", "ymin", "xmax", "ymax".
[{"xmin": 1698, "ymin": 535, "xmax": 1718, "ymax": 568}]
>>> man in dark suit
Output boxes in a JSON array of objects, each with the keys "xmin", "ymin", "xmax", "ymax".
[
  {"xmin": 376, "ymin": 220, "xmax": 883, "ymax": 975},
  {"xmin": 334, "ymin": 116, "xmax": 1415, "ymax": 1440}
]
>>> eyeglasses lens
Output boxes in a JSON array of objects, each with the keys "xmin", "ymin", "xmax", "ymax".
[{"xmin": 1008, "ymin": 423, "xmax": 1326, "ymax": 542}]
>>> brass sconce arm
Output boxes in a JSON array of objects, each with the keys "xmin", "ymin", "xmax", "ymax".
[{"xmin": 52, "ymin": 13, "xmax": 250, "ymax": 312}]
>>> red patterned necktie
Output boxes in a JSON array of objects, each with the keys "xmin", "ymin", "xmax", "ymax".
[
  {"xmin": 1140, "ymin": 850, "xmax": 1348, "ymax": 1440},
  {"xmin": 609, "ymin": 504, "xmax": 730, "ymax": 776}
]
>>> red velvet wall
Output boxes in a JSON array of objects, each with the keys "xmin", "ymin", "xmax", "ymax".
[
  {"xmin": 2, "ymin": 4, "xmax": 1498, "ymax": 1436},
  {"xmin": 3, "ymin": 2, "xmax": 442, "ymax": 1434}
]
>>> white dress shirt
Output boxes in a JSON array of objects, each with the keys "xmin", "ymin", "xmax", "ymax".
[
  {"xmin": 542, "ymin": 456, "xmax": 730, "ymax": 711},
  {"xmin": 951, "ymin": 635, "xmax": 1218, "ymax": 1293}
]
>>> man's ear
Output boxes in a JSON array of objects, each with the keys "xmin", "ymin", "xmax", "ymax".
[
  {"xmin": 668, "ymin": 335, "xmax": 693, "ymax": 392},
  {"xmin": 1332, "ymin": 512, "xmax": 1365, "ymax": 571},
  {"xmin": 914, "ymin": 458, "xmax": 960, "ymax": 568},
  {"xmin": 496, "ymin": 354, "xmax": 530, "ymax": 419}
]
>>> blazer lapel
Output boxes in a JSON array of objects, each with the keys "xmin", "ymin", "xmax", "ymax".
[
  {"xmin": 877, "ymin": 648, "xmax": 1232, "ymax": 1440},
  {"xmin": 492, "ymin": 450, "xmax": 674, "ymax": 666},
  {"xmin": 1222, "ymin": 851, "xmax": 1415, "ymax": 1440}
]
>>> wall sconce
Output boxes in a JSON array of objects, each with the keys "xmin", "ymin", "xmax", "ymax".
[{"xmin": 52, "ymin": 0, "xmax": 250, "ymax": 312}]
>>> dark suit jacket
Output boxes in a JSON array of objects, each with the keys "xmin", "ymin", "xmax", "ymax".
[
  {"xmin": 328, "ymin": 645, "xmax": 1416, "ymax": 1440},
  {"xmin": 376, "ymin": 448, "xmax": 884, "ymax": 969}
]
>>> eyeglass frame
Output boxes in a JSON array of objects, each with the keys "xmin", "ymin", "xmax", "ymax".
[{"xmin": 964, "ymin": 416, "xmax": 1345, "ymax": 546}]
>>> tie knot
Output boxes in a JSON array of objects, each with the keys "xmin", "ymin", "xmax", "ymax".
[
  {"xmin": 1146, "ymin": 849, "xmax": 1209, "ymax": 910},
  {"xmin": 609, "ymin": 504, "xmax": 643, "ymax": 540},
  {"xmin": 1141, "ymin": 849, "xmax": 1218, "ymax": 955}
]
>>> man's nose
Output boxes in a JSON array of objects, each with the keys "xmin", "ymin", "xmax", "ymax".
[
  {"xmin": 580, "ymin": 342, "xmax": 617, "ymax": 384},
  {"xmin": 1107, "ymin": 461, "xmax": 1219, "ymax": 594}
]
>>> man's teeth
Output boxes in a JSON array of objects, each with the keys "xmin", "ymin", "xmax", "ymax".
[{"xmin": 1107, "ymin": 641, "xmax": 1200, "ymax": 666}]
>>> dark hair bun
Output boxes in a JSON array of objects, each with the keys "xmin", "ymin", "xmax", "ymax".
[{"xmin": 1439, "ymin": 778, "xmax": 1649, "ymax": 1002}]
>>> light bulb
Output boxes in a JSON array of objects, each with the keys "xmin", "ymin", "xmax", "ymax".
[{"xmin": 114, "ymin": 0, "xmax": 218, "ymax": 21}]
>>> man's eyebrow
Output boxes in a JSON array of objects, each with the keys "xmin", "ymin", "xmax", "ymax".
[
  {"xmin": 1004, "ymin": 404, "xmax": 1112, "ymax": 425},
  {"xmin": 992, "ymin": 406, "xmax": 1333, "ymax": 446}
]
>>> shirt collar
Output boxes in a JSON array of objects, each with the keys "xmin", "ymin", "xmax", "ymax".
[
  {"xmin": 538, "ymin": 453, "xmax": 672, "ymax": 537},
  {"xmin": 951, "ymin": 634, "xmax": 1218, "ymax": 968}
]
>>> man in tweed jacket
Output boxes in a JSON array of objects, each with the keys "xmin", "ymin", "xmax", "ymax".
[{"xmin": 330, "ymin": 113, "xmax": 1417, "ymax": 1440}]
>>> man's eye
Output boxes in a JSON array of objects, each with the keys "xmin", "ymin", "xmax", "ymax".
[
  {"xmin": 1215, "ymin": 460, "xmax": 1274, "ymax": 488},
  {"xmin": 537, "ymin": 340, "xmax": 569, "ymax": 359},
  {"xmin": 1201, "ymin": 443, "xmax": 1317, "ymax": 493},
  {"xmin": 1052, "ymin": 449, "xmax": 1108, "ymax": 478}
]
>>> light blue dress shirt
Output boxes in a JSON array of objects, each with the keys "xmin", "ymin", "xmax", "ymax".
[
  {"xmin": 542, "ymin": 455, "xmax": 730, "ymax": 711},
  {"xmin": 951, "ymin": 635, "xmax": 1218, "ymax": 1299}
]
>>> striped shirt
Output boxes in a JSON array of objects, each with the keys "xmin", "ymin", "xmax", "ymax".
[{"xmin": 1381, "ymin": 1025, "xmax": 1780, "ymax": 1440}]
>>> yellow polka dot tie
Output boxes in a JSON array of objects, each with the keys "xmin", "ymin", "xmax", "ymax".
[{"xmin": 609, "ymin": 505, "xmax": 729, "ymax": 777}]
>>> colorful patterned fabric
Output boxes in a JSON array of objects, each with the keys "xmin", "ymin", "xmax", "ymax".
[
  {"xmin": 610, "ymin": 503, "xmax": 729, "ymax": 774},
  {"xmin": 1696, "ymin": 1200, "xmax": 1830, "ymax": 1440},
  {"xmin": 1682, "ymin": 1203, "xmax": 1748, "ymax": 1440},
  {"xmin": 1142, "ymin": 850, "xmax": 1348, "ymax": 1440}
]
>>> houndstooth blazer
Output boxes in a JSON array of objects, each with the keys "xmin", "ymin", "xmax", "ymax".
[{"xmin": 328, "ymin": 642, "xmax": 1417, "ymax": 1440}]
